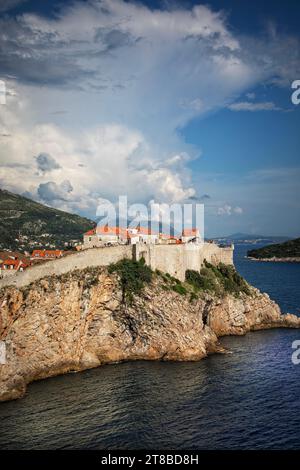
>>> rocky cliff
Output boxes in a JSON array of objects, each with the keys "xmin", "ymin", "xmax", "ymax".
[{"xmin": 0, "ymin": 265, "xmax": 299, "ymax": 402}]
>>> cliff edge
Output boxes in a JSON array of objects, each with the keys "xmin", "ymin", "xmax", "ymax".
[{"xmin": 0, "ymin": 262, "xmax": 299, "ymax": 402}]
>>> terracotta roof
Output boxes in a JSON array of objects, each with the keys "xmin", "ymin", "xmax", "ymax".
[
  {"xmin": 1, "ymin": 258, "xmax": 29, "ymax": 270},
  {"xmin": 182, "ymin": 228, "xmax": 199, "ymax": 236},
  {"xmin": 84, "ymin": 228, "xmax": 96, "ymax": 236},
  {"xmin": 94, "ymin": 226, "xmax": 126, "ymax": 236},
  {"xmin": 32, "ymin": 249, "xmax": 63, "ymax": 258}
]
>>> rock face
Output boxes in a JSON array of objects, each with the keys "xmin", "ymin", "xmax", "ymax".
[{"xmin": 0, "ymin": 267, "xmax": 299, "ymax": 402}]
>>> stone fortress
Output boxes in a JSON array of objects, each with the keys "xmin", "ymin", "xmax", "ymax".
[{"xmin": 0, "ymin": 225, "xmax": 234, "ymax": 288}]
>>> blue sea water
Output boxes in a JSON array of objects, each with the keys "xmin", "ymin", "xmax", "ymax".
[{"xmin": 0, "ymin": 244, "xmax": 299, "ymax": 450}]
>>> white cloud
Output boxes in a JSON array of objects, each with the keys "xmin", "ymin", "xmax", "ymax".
[
  {"xmin": 0, "ymin": 0, "xmax": 299, "ymax": 218},
  {"xmin": 217, "ymin": 204, "xmax": 243, "ymax": 216},
  {"xmin": 227, "ymin": 101, "xmax": 281, "ymax": 111},
  {"xmin": 0, "ymin": 92, "xmax": 195, "ymax": 215}
]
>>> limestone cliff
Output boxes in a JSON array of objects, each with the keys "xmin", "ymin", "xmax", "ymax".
[{"xmin": 0, "ymin": 266, "xmax": 299, "ymax": 402}]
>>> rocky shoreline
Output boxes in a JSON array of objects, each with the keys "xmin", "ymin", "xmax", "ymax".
[
  {"xmin": 247, "ymin": 256, "xmax": 300, "ymax": 263},
  {"xmin": 1, "ymin": 266, "xmax": 300, "ymax": 402}
]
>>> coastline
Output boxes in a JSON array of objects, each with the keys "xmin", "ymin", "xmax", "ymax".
[
  {"xmin": 1, "ymin": 265, "xmax": 300, "ymax": 402},
  {"xmin": 247, "ymin": 256, "xmax": 300, "ymax": 263}
]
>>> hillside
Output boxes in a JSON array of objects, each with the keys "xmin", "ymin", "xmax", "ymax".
[
  {"xmin": 0, "ymin": 189, "xmax": 95, "ymax": 251},
  {"xmin": 247, "ymin": 238, "xmax": 300, "ymax": 260}
]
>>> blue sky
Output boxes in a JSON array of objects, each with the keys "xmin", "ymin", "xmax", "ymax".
[{"xmin": 0, "ymin": 0, "xmax": 299, "ymax": 236}]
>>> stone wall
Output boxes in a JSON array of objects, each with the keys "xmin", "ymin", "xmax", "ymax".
[
  {"xmin": 135, "ymin": 242, "xmax": 234, "ymax": 281},
  {"xmin": 0, "ymin": 245, "xmax": 132, "ymax": 289},
  {"xmin": 0, "ymin": 242, "xmax": 234, "ymax": 288}
]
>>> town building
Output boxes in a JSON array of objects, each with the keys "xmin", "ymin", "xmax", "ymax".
[
  {"xmin": 82, "ymin": 225, "xmax": 203, "ymax": 250},
  {"xmin": 31, "ymin": 249, "xmax": 64, "ymax": 260},
  {"xmin": 83, "ymin": 226, "xmax": 127, "ymax": 248},
  {"xmin": 0, "ymin": 252, "xmax": 31, "ymax": 277}
]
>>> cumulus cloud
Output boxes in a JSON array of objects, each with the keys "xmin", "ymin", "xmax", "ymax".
[
  {"xmin": 0, "ymin": 101, "xmax": 195, "ymax": 216},
  {"xmin": 37, "ymin": 180, "xmax": 73, "ymax": 203},
  {"xmin": 0, "ymin": 0, "xmax": 299, "ymax": 218},
  {"xmin": 36, "ymin": 153, "xmax": 61, "ymax": 173}
]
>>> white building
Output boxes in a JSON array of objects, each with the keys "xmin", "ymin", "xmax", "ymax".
[
  {"xmin": 83, "ymin": 225, "xmax": 159, "ymax": 249},
  {"xmin": 181, "ymin": 228, "xmax": 201, "ymax": 244}
]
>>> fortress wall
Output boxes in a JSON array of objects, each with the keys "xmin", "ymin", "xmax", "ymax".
[
  {"xmin": 0, "ymin": 243, "xmax": 234, "ymax": 289},
  {"xmin": 147, "ymin": 245, "xmax": 186, "ymax": 281},
  {"xmin": 135, "ymin": 243, "xmax": 234, "ymax": 281},
  {"xmin": 0, "ymin": 245, "xmax": 132, "ymax": 289},
  {"xmin": 201, "ymin": 243, "xmax": 234, "ymax": 266}
]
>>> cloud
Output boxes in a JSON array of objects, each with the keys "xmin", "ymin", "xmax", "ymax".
[
  {"xmin": 0, "ymin": 0, "xmax": 299, "ymax": 220},
  {"xmin": 0, "ymin": 0, "xmax": 239, "ymax": 90},
  {"xmin": 36, "ymin": 153, "xmax": 61, "ymax": 173},
  {"xmin": 227, "ymin": 101, "xmax": 282, "ymax": 111},
  {"xmin": 0, "ymin": 105, "xmax": 195, "ymax": 216},
  {"xmin": 217, "ymin": 204, "xmax": 243, "ymax": 216},
  {"xmin": 37, "ymin": 180, "xmax": 73, "ymax": 203}
]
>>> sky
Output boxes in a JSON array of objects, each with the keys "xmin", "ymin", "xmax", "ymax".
[{"xmin": 0, "ymin": 0, "xmax": 299, "ymax": 237}]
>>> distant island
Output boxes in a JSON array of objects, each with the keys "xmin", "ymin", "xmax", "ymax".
[
  {"xmin": 213, "ymin": 233, "xmax": 290, "ymax": 245},
  {"xmin": 247, "ymin": 237, "xmax": 300, "ymax": 262}
]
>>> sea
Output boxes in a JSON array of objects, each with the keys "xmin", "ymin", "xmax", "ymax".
[{"xmin": 0, "ymin": 244, "xmax": 300, "ymax": 450}]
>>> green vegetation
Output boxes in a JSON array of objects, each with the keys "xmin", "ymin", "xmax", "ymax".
[
  {"xmin": 186, "ymin": 261, "xmax": 251, "ymax": 297},
  {"xmin": 108, "ymin": 257, "xmax": 250, "ymax": 303},
  {"xmin": 108, "ymin": 258, "xmax": 152, "ymax": 303},
  {"xmin": 189, "ymin": 292, "xmax": 198, "ymax": 303},
  {"xmin": 248, "ymin": 238, "xmax": 300, "ymax": 259},
  {"xmin": 171, "ymin": 283, "xmax": 187, "ymax": 296},
  {"xmin": 0, "ymin": 188, "xmax": 95, "ymax": 251}
]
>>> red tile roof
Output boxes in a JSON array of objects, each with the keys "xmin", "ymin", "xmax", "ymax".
[
  {"xmin": 96, "ymin": 226, "xmax": 127, "ymax": 236},
  {"xmin": 32, "ymin": 250, "xmax": 63, "ymax": 258},
  {"xmin": 1, "ymin": 258, "xmax": 30, "ymax": 270},
  {"xmin": 182, "ymin": 228, "xmax": 199, "ymax": 236},
  {"xmin": 84, "ymin": 228, "xmax": 96, "ymax": 236}
]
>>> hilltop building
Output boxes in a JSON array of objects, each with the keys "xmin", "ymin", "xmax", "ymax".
[
  {"xmin": 83, "ymin": 225, "xmax": 160, "ymax": 249},
  {"xmin": 82, "ymin": 224, "xmax": 204, "ymax": 250}
]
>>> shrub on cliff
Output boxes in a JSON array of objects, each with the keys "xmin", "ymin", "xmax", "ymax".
[
  {"xmin": 108, "ymin": 258, "xmax": 152, "ymax": 303},
  {"xmin": 186, "ymin": 261, "xmax": 250, "ymax": 297},
  {"xmin": 217, "ymin": 263, "xmax": 250, "ymax": 296},
  {"xmin": 172, "ymin": 283, "xmax": 187, "ymax": 296},
  {"xmin": 185, "ymin": 268, "xmax": 218, "ymax": 293}
]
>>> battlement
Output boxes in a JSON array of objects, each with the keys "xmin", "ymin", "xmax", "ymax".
[{"xmin": 0, "ymin": 242, "xmax": 234, "ymax": 289}]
